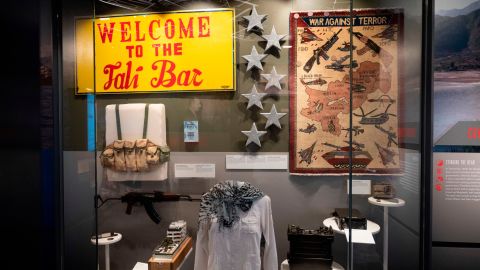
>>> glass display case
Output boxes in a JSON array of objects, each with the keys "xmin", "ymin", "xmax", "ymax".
[{"xmin": 59, "ymin": 1, "xmax": 428, "ymax": 270}]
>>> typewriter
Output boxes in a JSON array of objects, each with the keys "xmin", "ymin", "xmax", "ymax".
[
  {"xmin": 287, "ymin": 224, "xmax": 334, "ymax": 269},
  {"xmin": 332, "ymin": 208, "xmax": 367, "ymax": 230},
  {"xmin": 372, "ymin": 182, "xmax": 395, "ymax": 199}
]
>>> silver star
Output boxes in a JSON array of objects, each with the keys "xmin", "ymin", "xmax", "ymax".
[
  {"xmin": 242, "ymin": 84, "xmax": 267, "ymax": 110},
  {"xmin": 261, "ymin": 66, "xmax": 286, "ymax": 90},
  {"xmin": 242, "ymin": 122, "xmax": 267, "ymax": 147},
  {"xmin": 261, "ymin": 26, "xmax": 287, "ymax": 50},
  {"xmin": 242, "ymin": 6, "xmax": 267, "ymax": 32},
  {"xmin": 261, "ymin": 104, "xmax": 287, "ymax": 129},
  {"xmin": 242, "ymin": 46, "xmax": 267, "ymax": 71}
]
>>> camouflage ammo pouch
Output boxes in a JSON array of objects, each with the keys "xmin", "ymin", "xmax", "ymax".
[
  {"xmin": 159, "ymin": 145, "xmax": 171, "ymax": 163},
  {"xmin": 113, "ymin": 140, "xmax": 127, "ymax": 171},
  {"xmin": 135, "ymin": 139, "xmax": 149, "ymax": 171},
  {"xmin": 100, "ymin": 147, "xmax": 115, "ymax": 167},
  {"xmin": 146, "ymin": 144, "xmax": 171, "ymax": 165},
  {"xmin": 124, "ymin": 140, "xmax": 137, "ymax": 171},
  {"xmin": 146, "ymin": 145, "xmax": 159, "ymax": 165},
  {"xmin": 100, "ymin": 104, "xmax": 170, "ymax": 172}
]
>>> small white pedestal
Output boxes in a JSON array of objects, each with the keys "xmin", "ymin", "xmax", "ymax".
[
  {"xmin": 91, "ymin": 232, "xmax": 122, "ymax": 270},
  {"xmin": 322, "ymin": 217, "xmax": 380, "ymax": 235},
  {"xmin": 368, "ymin": 197, "xmax": 405, "ymax": 270},
  {"xmin": 323, "ymin": 216, "xmax": 380, "ymax": 268},
  {"xmin": 281, "ymin": 259, "xmax": 344, "ymax": 270}
]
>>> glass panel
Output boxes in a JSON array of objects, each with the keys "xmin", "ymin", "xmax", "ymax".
[
  {"xmin": 59, "ymin": 0, "xmax": 425, "ymax": 270},
  {"xmin": 60, "ymin": 0, "xmax": 97, "ymax": 270},
  {"xmin": 432, "ymin": 1, "xmax": 480, "ymax": 269},
  {"xmin": 351, "ymin": 1, "xmax": 422, "ymax": 270}
]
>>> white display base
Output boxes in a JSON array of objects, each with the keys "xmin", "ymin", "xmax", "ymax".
[
  {"xmin": 132, "ymin": 262, "xmax": 148, "ymax": 270},
  {"xmin": 91, "ymin": 232, "xmax": 122, "ymax": 270},
  {"xmin": 322, "ymin": 217, "xmax": 380, "ymax": 235},
  {"xmin": 281, "ymin": 259, "xmax": 344, "ymax": 270},
  {"xmin": 368, "ymin": 197, "xmax": 406, "ymax": 270},
  {"xmin": 368, "ymin": 197, "xmax": 405, "ymax": 207}
]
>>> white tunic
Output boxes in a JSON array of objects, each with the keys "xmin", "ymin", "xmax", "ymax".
[{"xmin": 194, "ymin": 196, "xmax": 278, "ymax": 270}]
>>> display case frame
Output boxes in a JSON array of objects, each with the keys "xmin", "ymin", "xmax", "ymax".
[{"xmin": 53, "ymin": 0, "xmax": 435, "ymax": 269}]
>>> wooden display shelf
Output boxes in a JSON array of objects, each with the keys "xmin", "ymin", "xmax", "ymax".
[{"xmin": 148, "ymin": 236, "xmax": 193, "ymax": 270}]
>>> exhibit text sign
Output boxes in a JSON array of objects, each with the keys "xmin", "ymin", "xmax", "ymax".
[
  {"xmin": 432, "ymin": 152, "xmax": 480, "ymax": 243},
  {"xmin": 75, "ymin": 9, "xmax": 235, "ymax": 94}
]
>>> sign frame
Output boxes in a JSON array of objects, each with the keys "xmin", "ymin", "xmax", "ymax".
[{"xmin": 74, "ymin": 8, "xmax": 236, "ymax": 95}]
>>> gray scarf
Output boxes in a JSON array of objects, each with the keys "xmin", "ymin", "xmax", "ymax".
[{"xmin": 198, "ymin": 181, "xmax": 264, "ymax": 229}]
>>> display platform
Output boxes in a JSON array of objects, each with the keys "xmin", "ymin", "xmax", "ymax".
[
  {"xmin": 323, "ymin": 217, "xmax": 380, "ymax": 235},
  {"xmin": 132, "ymin": 262, "xmax": 148, "ymax": 270},
  {"xmin": 281, "ymin": 259, "xmax": 344, "ymax": 270},
  {"xmin": 368, "ymin": 197, "xmax": 405, "ymax": 207},
  {"xmin": 90, "ymin": 232, "xmax": 122, "ymax": 270},
  {"xmin": 148, "ymin": 236, "xmax": 193, "ymax": 270},
  {"xmin": 368, "ymin": 197, "xmax": 406, "ymax": 270}
]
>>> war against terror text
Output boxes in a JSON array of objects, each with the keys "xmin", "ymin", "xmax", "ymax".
[{"xmin": 306, "ymin": 16, "xmax": 389, "ymax": 27}]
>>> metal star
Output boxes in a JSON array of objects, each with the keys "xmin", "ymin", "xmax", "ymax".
[
  {"xmin": 261, "ymin": 26, "xmax": 287, "ymax": 50},
  {"xmin": 242, "ymin": 46, "xmax": 267, "ymax": 71},
  {"xmin": 242, "ymin": 6, "xmax": 267, "ymax": 32},
  {"xmin": 242, "ymin": 122, "xmax": 267, "ymax": 147},
  {"xmin": 261, "ymin": 104, "xmax": 287, "ymax": 129},
  {"xmin": 242, "ymin": 84, "xmax": 267, "ymax": 110},
  {"xmin": 261, "ymin": 66, "xmax": 286, "ymax": 90}
]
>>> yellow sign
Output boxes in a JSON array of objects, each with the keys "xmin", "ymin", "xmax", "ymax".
[{"xmin": 75, "ymin": 9, "xmax": 235, "ymax": 94}]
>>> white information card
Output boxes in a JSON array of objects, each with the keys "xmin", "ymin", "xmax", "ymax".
[
  {"xmin": 225, "ymin": 154, "xmax": 288, "ymax": 170},
  {"xmin": 344, "ymin": 229, "xmax": 375, "ymax": 244},
  {"xmin": 174, "ymin": 164, "xmax": 215, "ymax": 178},
  {"xmin": 346, "ymin": 179, "xmax": 372, "ymax": 195}
]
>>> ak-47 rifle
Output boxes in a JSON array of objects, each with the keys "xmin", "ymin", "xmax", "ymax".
[
  {"xmin": 348, "ymin": 29, "xmax": 393, "ymax": 67},
  {"xmin": 303, "ymin": 29, "xmax": 342, "ymax": 73},
  {"xmin": 121, "ymin": 191, "xmax": 196, "ymax": 224}
]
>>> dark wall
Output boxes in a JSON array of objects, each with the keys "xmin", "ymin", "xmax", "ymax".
[{"xmin": 1, "ymin": 0, "xmax": 56, "ymax": 269}]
